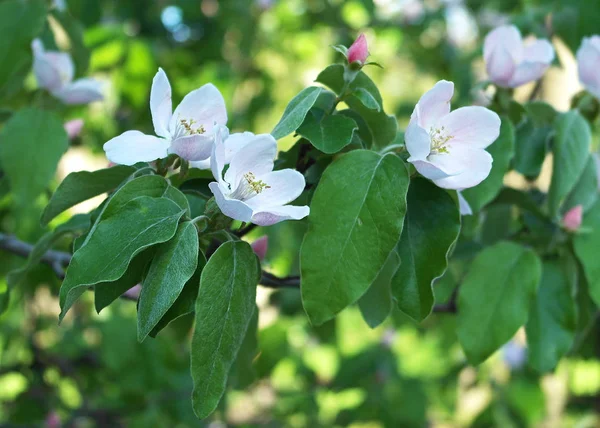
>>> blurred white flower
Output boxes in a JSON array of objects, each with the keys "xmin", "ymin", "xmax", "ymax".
[
  {"xmin": 577, "ymin": 36, "xmax": 600, "ymax": 100},
  {"xmin": 445, "ymin": 5, "xmax": 478, "ymax": 49},
  {"xmin": 502, "ymin": 340, "xmax": 527, "ymax": 369}
]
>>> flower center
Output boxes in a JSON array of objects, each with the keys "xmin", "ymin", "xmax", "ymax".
[
  {"xmin": 229, "ymin": 172, "xmax": 271, "ymax": 201},
  {"xmin": 173, "ymin": 117, "xmax": 206, "ymax": 138},
  {"xmin": 429, "ymin": 126, "xmax": 453, "ymax": 154}
]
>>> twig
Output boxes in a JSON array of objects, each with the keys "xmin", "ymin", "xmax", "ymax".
[
  {"xmin": 0, "ymin": 233, "xmax": 71, "ymax": 279},
  {"xmin": 234, "ymin": 223, "xmax": 258, "ymax": 237},
  {"xmin": 260, "ymin": 271, "xmax": 300, "ymax": 288}
]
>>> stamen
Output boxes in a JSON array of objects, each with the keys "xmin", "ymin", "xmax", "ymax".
[
  {"xmin": 229, "ymin": 172, "xmax": 271, "ymax": 201},
  {"xmin": 179, "ymin": 119, "xmax": 206, "ymax": 135},
  {"xmin": 429, "ymin": 126, "xmax": 453, "ymax": 154},
  {"xmin": 244, "ymin": 172, "xmax": 271, "ymax": 194}
]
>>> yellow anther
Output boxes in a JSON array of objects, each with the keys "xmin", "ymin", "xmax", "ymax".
[
  {"xmin": 244, "ymin": 172, "xmax": 271, "ymax": 194},
  {"xmin": 179, "ymin": 119, "xmax": 206, "ymax": 135}
]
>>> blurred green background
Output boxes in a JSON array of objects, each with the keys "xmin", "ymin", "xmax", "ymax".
[{"xmin": 1, "ymin": 0, "xmax": 599, "ymax": 426}]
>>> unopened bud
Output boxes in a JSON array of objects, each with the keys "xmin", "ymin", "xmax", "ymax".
[
  {"xmin": 347, "ymin": 34, "xmax": 369, "ymax": 65},
  {"xmin": 562, "ymin": 205, "xmax": 583, "ymax": 232},
  {"xmin": 251, "ymin": 236, "xmax": 268, "ymax": 261},
  {"xmin": 64, "ymin": 118, "xmax": 84, "ymax": 140}
]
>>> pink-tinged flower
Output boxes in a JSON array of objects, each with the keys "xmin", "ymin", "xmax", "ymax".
[
  {"xmin": 348, "ymin": 34, "xmax": 369, "ymax": 64},
  {"xmin": 32, "ymin": 39, "xmax": 103, "ymax": 105},
  {"xmin": 64, "ymin": 118, "xmax": 84, "ymax": 140},
  {"xmin": 45, "ymin": 411, "xmax": 61, "ymax": 428},
  {"xmin": 209, "ymin": 127, "xmax": 309, "ymax": 226},
  {"xmin": 405, "ymin": 80, "xmax": 501, "ymax": 190},
  {"xmin": 190, "ymin": 131, "xmax": 255, "ymax": 170},
  {"xmin": 483, "ymin": 25, "xmax": 554, "ymax": 88},
  {"xmin": 457, "ymin": 191, "xmax": 473, "ymax": 215},
  {"xmin": 577, "ymin": 36, "xmax": 600, "ymax": 100},
  {"xmin": 104, "ymin": 68, "xmax": 227, "ymax": 165},
  {"xmin": 251, "ymin": 236, "xmax": 269, "ymax": 261},
  {"xmin": 123, "ymin": 284, "xmax": 141, "ymax": 300},
  {"xmin": 563, "ymin": 205, "xmax": 583, "ymax": 232}
]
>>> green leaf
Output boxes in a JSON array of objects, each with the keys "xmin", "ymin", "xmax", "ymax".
[
  {"xmin": 573, "ymin": 200, "xmax": 600, "ymax": 306},
  {"xmin": 526, "ymin": 260, "xmax": 577, "ymax": 372},
  {"xmin": 353, "ymin": 88, "xmax": 381, "ymax": 111},
  {"xmin": 229, "ymin": 308, "xmax": 259, "ymax": 389},
  {"xmin": 316, "ymin": 64, "xmax": 397, "ymax": 148},
  {"xmin": 164, "ymin": 185, "xmax": 191, "ymax": 216},
  {"xmin": 59, "ymin": 196, "xmax": 185, "ymax": 322},
  {"xmin": 548, "ymin": 111, "xmax": 591, "ymax": 217},
  {"xmin": 301, "ymin": 150, "xmax": 410, "ymax": 325},
  {"xmin": 0, "ymin": 108, "xmax": 68, "ymax": 208},
  {"xmin": 149, "ymin": 251, "xmax": 207, "ymax": 338},
  {"xmin": 462, "ymin": 119, "xmax": 515, "ymax": 213},
  {"xmin": 271, "ymin": 87, "xmax": 322, "ymax": 140},
  {"xmin": 7, "ymin": 214, "xmax": 91, "ymax": 288},
  {"xmin": 358, "ymin": 250, "xmax": 400, "ymax": 328},
  {"xmin": 457, "ymin": 241, "xmax": 542, "ymax": 365},
  {"xmin": 331, "ymin": 44, "xmax": 348, "ymax": 57},
  {"xmin": 514, "ymin": 122, "xmax": 551, "ymax": 178},
  {"xmin": 0, "ymin": 287, "xmax": 9, "ymax": 315},
  {"xmin": 0, "ymin": 0, "xmax": 46, "ymax": 99},
  {"xmin": 137, "ymin": 221, "xmax": 199, "ymax": 341},
  {"xmin": 191, "ymin": 241, "xmax": 258, "ymax": 419},
  {"xmin": 42, "ymin": 165, "xmax": 135, "ymax": 225},
  {"xmin": 298, "ymin": 113, "xmax": 358, "ymax": 154},
  {"xmin": 562, "ymin": 155, "xmax": 598, "ymax": 214},
  {"xmin": 392, "ymin": 178, "xmax": 461, "ymax": 321}
]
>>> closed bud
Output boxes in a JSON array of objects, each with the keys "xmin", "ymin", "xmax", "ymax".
[
  {"xmin": 347, "ymin": 34, "xmax": 369, "ymax": 65},
  {"xmin": 577, "ymin": 36, "xmax": 600, "ymax": 101},
  {"xmin": 562, "ymin": 205, "xmax": 583, "ymax": 232},
  {"xmin": 64, "ymin": 118, "xmax": 84, "ymax": 140},
  {"xmin": 251, "ymin": 235, "xmax": 268, "ymax": 261}
]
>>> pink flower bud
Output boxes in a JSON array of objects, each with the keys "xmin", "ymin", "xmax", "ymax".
[
  {"xmin": 347, "ymin": 34, "xmax": 369, "ymax": 65},
  {"xmin": 563, "ymin": 205, "xmax": 583, "ymax": 232},
  {"xmin": 251, "ymin": 236, "xmax": 268, "ymax": 261},
  {"xmin": 45, "ymin": 411, "xmax": 61, "ymax": 428},
  {"xmin": 64, "ymin": 118, "xmax": 84, "ymax": 140},
  {"xmin": 123, "ymin": 284, "xmax": 141, "ymax": 300},
  {"xmin": 577, "ymin": 36, "xmax": 600, "ymax": 100}
]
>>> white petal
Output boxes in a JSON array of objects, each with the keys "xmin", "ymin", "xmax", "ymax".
[
  {"xmin": 209, "ymin": 182, "xmax": 253, "ymax": 222},
  {"xmin": 508, "ymin": 61, "xmax": 550, "ymax": 88},
  {"xmin": 483, "ymin": 25, "xmax": 523, "ymax": 64},
  {"xmin": 225, "ymin": 134, "xmax": 277, "ymax": 189},
  {"xmin": 54, "ymin": 78, "xmax": 104, "ymax": 104},
  {"xmin": 410, "ymin": 159, "xmax": 455, "ymax": 181},
  {"xmin": 150, "ymin": 68, "xmax": 172, "ymax": 138},
  {"xmin": 189, "ymin": 159, "xmax": 211, "ymax": 170},
  {"xmin": 210, "ymin": 125, "xmax": 229, "ymax": 182},
  {"xmin": 457, "ymin": 191, "xmax": 473, "ymax": 216},
  {"xmin": 405, "ymin": 121, "xmax": 431, "ymax": 160},
  {"xmin": 45, "ymin": 52, "xmax": 74, "ymax": 85},
  {"xmin": 432, "ymin": 147, "xmax": 493, "ymax": 190},
  {"xmin": 486, "ymin": 46, "xmax": 515, "ymax": 87},
  {"xmin": 413, "ymin": 80, "xmax": 454, "ymax": 130},
  {"xmin": 168, "ymin": 134, "xmax": 213, "ymax": 161},
  {"xmin": 251, "ymin": 205, "xmax": 310, "ymax": 226},
  {"xmin": 245, "ymin": 169, "xmax": 306, "ymax": 210},
  {"xmin": 577, "ymin": 37, "xmax": 600, "ymax": 99},
  {"xmin": 31, "ymin": 40, "xmax": 68, "ymax": 92},
  {"xmin": 224, "ymin": 132, "xmax": 255, "ymax": 163},
  {"xmin": 170, "ymin": 83, "xmax": 227, "ymax": 135},
  {"xmin": 523, "ymin": 39, "xmax": 554, "ymax": 64},
  {"xmin": 437, "ymin": 106, "xmax": 501, "ymax": 149},
  {"xmin": 103, "ymin": 131, "xmax": 170, "ymax": 165}
]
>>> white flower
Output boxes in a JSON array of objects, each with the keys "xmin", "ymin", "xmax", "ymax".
[
  {"xmin": 31, "ymin": 39, "xmax": 103, "ymax": 105},
  {"xmin": 103, "ymin": 68, "xmax": 227, "ymax": 166},
  {"xmin": 577, "ymin": 36, "xmax": 600, "ymax": 100},
  {"xmin": 457, "ymin": 191, "xmax": 473, "ymax": 216},
  {"xmin": 189, "ymin": 131, "xmax": 255, "ymax": 170},
  {"xmin": 209, "ymin": 127, "xmax": 309, "ymax": 226},
  {"xmin": 406, "ymin": 80, "xmax": 501, "ymax": 190},
  {"xmin": 483, "ymin": 25, "xmax": 554, "ymax": 88}
]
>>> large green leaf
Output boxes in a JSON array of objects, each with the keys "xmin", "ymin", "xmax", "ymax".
[
  {"xmin": 316, "ymin": 64, "xmax": 397, "ymax": 148},
  {"xmin": 271, "ymin": 86, "xmax": 322, "ymax": 140},
  {"xmin": 59, "ymin": 196, "xmax": 185, "ymax": 322},
  {"xmin": 137, "ymin": 221, "xmax": 199, "ymax": 341},
  {"xmin": 298, "ymin": 113, "xmax": 358, "ymax": 154},
  {"xmin": 358, "ymin": 250, "xmax": 401, "ymax": 328},
  {"xmin": 457, "ymin": 241, "xmax": 542, "ymax": 365},
  {"xmin": 42, "ymin": 165, "xmax": 135, "ymax": 225},
  {"xmin": 301, "ymin": 150, "xmax": 409, "ymax": 325},
  {"xmin": 0, "ymin": 108, "xmax": 68, "ymax": 208},
  {"xmin": 392, "ymin": 178, "xmax": 461, "ymax": 321},
  {"xmin": 548, "ymin": 111, "xmax": 591, "ymax": 217},
  {"xmin": 191, "ymin": 241, "xmax": 258, "ymax": 419},
  {"xmin": 562, "ymin": 155, "xmax": 598, "ymax": 214},
  {"xmin": 462, "ymin": 119, "xmax": 514, "ymax": 213},
  {"xmin": 573, "ymin": 200, "xmax": 600, "ymax": 306},
  {"xmin": 526, "ymin": 260, "xmax": 577, "ymax": 372}
]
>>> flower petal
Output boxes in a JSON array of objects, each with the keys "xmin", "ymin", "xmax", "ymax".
[
  {"xmin": 190, "ymin": 159, "xmax": 211, "ymax": 170},
  {"xmin": 169, "ymin": 134, "xmax": 213, "ymax": 161},
  {"xmin": 209, "ymin": 182, "xmax": 253, "ymax": 223},
  {"xmin": 31, "ymin": 40, "xmax": 70, "ymax": 92},
  {"xmin": 437, "ymin": 106, "xmax": 501, "ymax": 149},
  {"xmin": 224, "ymin": 132, "xmax": 255, "ymax": 163},
  {"xmin": 508, "ymin": 61, "xmax": 550, "ymax": 88},
  {"xmin": 210, "ymin": 125, "xmax": 229, "ymax": 182},
  {"xmin": 524, "ymin": 39, "xmax": 554, "ymax": 64},
  {"xmin": 432, "ymin": 147, "xmax": 493, "ymax": 190},
  {"xmin": 54, "ymin": 78, "xmax": 104, "ymax": 104},
  {"xmin": 170, "ymin": 83, "xmax": 227, "ymax": 135},
  {"xmin": 104, "ymin": 131, "xmax": 170, "ymax": 165},
  {"xmin": 245, "ymin": 169, "xmax": 306, "ymax": 210},
  {"xmin": 405, "ymin": 121, "xmax": 431, "ymax": 160},
  {"xmin": 150, "ymin": 68, "xmax": 172, "ymax": 138},
  {"xmin": 457, "ymin": 191, "xmax": 473, "ymax": 215},
  {"xmin": 410, "ymin": 159, "xmax": 455, "ymax": 181},
  {"xmin": 486, "ymin": 45, "xmax": 515, "ymax": 87},
  {"xmin": 225, "ymin": 134, "xmax": 277, "ymax": 189},
  {"xmin": 413, "ymin": 80, "xmax": 454, "ymax": 129},
  {"xmin": 483, "ymin": 25, "xmax": 523, "ymax": 64},
  {"xmin": 577, "ymin": 37, "xmax": 600, "ymax": 99},
  {"xmin": 251, "ymin": 205, "xmax": 310, "ymax": 226}
]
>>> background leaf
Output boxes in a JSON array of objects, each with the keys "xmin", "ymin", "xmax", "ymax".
[
  {"xmin": 358, "ymin": 250, "xmax": 400, "ymax": 328},
  {"xmin": 271, "ymin": 86, "xmax": 322, "ymax": 140},
  {"xmin": 573, "ymin": 200, "xmax": 600, "ymax": 306}
]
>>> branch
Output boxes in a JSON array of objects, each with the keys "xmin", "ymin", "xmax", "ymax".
[
  {"xmin": 260, "ymin": 271, "xmax": 300, "ymax": 288},
  {"xmin": 234, "ymin": 223, "xmax": 257, "ymax": 237},
  {"xmin": 0, "ymin": 233, "xmax": 71, "ymax": 279}
]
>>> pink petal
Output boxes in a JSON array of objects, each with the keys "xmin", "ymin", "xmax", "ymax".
[
  {"xmin": 563, "ymin": 205, "xmax": 583, "ymax": 232},
  {"xmin": 577, "ymin": 37, "xmax": 600, "ymax": 99},
  {"xmin": 103, "ymin": 130, "xmax": 170, "ymax": 165},
  {"xmin": 169, "ymin": 134, "xmax": 214, "ymax": 161},
  {"xmin": 251, "ymin": 236, "xmax": 269, "ymax": 261},
  {"xmin": 170, "ymin": 83, "xmax": 227, "ymax": 135},
  {"xmin": 523, "ymin": 39, "xmax": 554, "ymax": 64},
  {"xmin": 508, "ymin": 61, "xmax": 550, "ymax": 88},
  {"xmin": 209, "ymin": 182, "xmax": 253, "ymax": 223},
  {"xmin": 347, "ymin": 33, "xmax": 369, "ymax": 64},
  {"xmin": 54, "ymin": 78, "xmax": 104, "ymax": 104},
  {"xmin": 150, "ymin": 68, "xmax": 172, "ymax": 138},
  {"xmin": 64, "ymin": 119, "xmax": 84, "ymax": 140},
  {"xmin": 251, "ymin": 205, "xmax": 310, "ymax": 226},
  {"xmin": 412, "ymin": 80, "xmax": 454, "ymax": 130},
  {"xmin": 437, "ymin": 106, "xmax": 501, "ymax": 149},
  {"xmin": 483, "ymin": 25, "xmax": 523, "ymax": 64},
  {"xmin": 486, "ymin": 45, "xmax": 516, "ymax": 87},
  {"xmin": 431, "ymin": 147, "xmax": 493, "ymax": 190}
]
